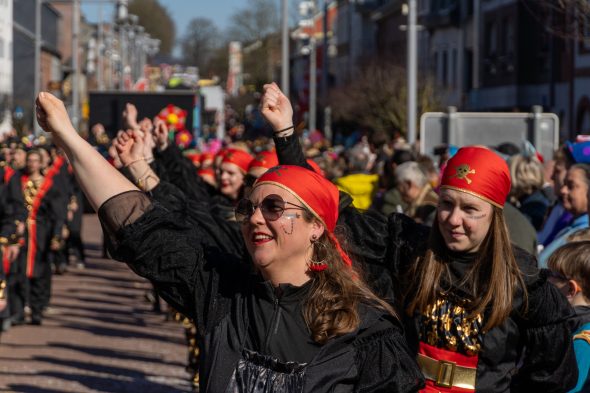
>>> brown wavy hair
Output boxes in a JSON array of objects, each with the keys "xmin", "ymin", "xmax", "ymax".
[
  {"xmin": 406, "ymin": 206, "xmax": 527, "ymax": 331},
  {"xmin": 300, "ymin": 211, "xmax": 396, "ymax": 344}
]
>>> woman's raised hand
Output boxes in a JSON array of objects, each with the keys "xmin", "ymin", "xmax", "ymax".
[
  {"xmin": 35, "ymin": 92, "xmax": 76, "ymax": 137},
  {"xmin": 123, "ymin": 103, "xmax": 139, "ymax": 130},
  {"xmin": 153, "ymin": 118, "xmax": 169, "ymax": 151},
  {"xmin": 113, "ymin": 130, "xmax": 144, "ymax": 167},
  {"xmin": 261, "ymin": 82, "xmax": 293, "ymax": 131}
]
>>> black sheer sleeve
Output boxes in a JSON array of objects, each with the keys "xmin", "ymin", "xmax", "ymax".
[
  {"xmin": 273, "ymin": 133, "xmax": 314, "ymax": 171},
  {"xmin": 151, "ymin": 181, "xmax": 245, "ymax": 257},
  {"xmin": 98, "ymin": 190, "xmax": 246, "ymax": 333},
  {"xmin": 154, "ymin": 144, "xmax": 212, "ymax": 202},
  {"xmin": 353, "ymin": 317, "xmax": 424, "ymax": 393},
  {"xmin": 511, "ymin": 268, "xmax": 578, "ymax": 392}
]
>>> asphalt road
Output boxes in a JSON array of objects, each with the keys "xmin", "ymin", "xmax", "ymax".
[{"xmin": 0, "ymin": 215, "xmax": 192, "ymax": 393}]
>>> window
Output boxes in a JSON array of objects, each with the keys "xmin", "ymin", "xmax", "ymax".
[
  {"xmin": 442, "ymin": 50, "xmax": 448, "ymax": 87},
  {"xmin": 432, "ymin": 51, "xmax": 439, "ymax": 83},
  {"xmin": 452, "ymin": 49, "xmax": 457, "ymax": 88},
  {"xmin": 486, "ymin": 21, "xmax": 497, "ymax": 56}
]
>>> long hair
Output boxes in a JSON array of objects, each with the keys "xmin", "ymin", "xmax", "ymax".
[
  {"xmin": 300, "ymin": 211, "xmax": 396, "ymax": 344},
  {"xmin": 406, "ymin": 206, "xmax": 527, "ymax": 331}
]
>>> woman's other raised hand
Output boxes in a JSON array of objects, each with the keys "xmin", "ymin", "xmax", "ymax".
[
  {"xmin": 261, "ymin": 82, "xmax": 293, "ymax": 132},
  {"xmin": 35, "ymin": 92, "xmax": 76, "ymax": 137}
]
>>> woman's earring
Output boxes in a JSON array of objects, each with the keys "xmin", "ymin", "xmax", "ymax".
[{"xmin": 308, "ymin": 234, "xmax": 328, "ymax": 272}]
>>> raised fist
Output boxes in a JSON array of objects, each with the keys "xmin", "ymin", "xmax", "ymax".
[{"xmin": 35, "ymin": 92, "xmax": 75, "ymax": 135}]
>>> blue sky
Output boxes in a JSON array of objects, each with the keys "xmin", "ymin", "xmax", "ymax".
[{"xmin": 81, "ymin": 0, "xmax": 247, "ymax": 45}]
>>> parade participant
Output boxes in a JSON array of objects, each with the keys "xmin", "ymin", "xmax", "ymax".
[
  {"xmin": 539, "ymin": 164, "xmax": 590, "ymax": 267},
  {"xmin": 547, "ymin": 241, "xmax": 590, "ymax": 393},
  {"xmin": 261, "ymin": 83, "xmax": 396, "ymax": 302},
  {"xmin": 395, "ymin": 146, "xmax": 576, "ymax": 392},
  {"xmin": 4, "ymin": 149, "xmax": 67, "ymax": 325},
  {"xmin": 244, "ymin": 150, "xmax": 279, "ymax": 193},
  {"xmin": 36, "ymin": 91, "xmax": 424, "ymax": 393}
]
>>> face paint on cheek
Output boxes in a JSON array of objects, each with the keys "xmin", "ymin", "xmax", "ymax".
[
  {"xmin": 281, "ymin": 219, "xmax": 295, "ymax": 235},
  {"xmin": 468, "ymin": 213, "xmax": 487, "ymax": 220}
]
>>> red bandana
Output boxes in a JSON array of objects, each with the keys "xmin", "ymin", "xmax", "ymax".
[
  {"xmin": 306, "ymin": 159, "xmax": 324, "ymax": 176},
  {"xmin": 254, "ymin": 165, "xmax": 352, "ymax": 266},
  {"xmin": 248, "ymin": 150, "xmax": 279, "ymax": 171},
  {"xmin": 221, "ymin": 148, "xmax": 253, "ymax": 173},
  {"xmin": 440, "ymin": 146, "xmax": 510, "ymax": 208}
]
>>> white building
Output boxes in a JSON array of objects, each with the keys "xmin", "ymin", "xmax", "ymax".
[{"xmin": 0, "ymin": 0, "xmax": 13, "ymax": 133}]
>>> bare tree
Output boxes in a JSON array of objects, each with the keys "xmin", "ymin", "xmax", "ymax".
[
  {"xmin": 128, "ymin": 0, "xmax": 176, "ymax": 55},
  {"xmin": 226, "ymin": 0, "xmax": 280, "ymax": 43},
  {"xmin": 521, "ymin": 0, "xmax": 590, "ymax": 40},
  {"xmin": 329, "ymin": 60, "xmax": 441, "ymax": 137},
  {"xmin": 181, "ymin": 18, "xmax": 220, "ymax": 73},
  {"xmin": 223, "ymin": 0, "xmax": 281, "ymax": 90}
]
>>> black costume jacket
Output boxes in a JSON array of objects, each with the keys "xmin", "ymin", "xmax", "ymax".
[
  {"xmin": 99, "ymin": 190, "xmax": 424, "ymax": 393},
  {"xmin": 5, "ymin": 170, "xmax": 66, "ymax": 279},
  {"xmin": 384, "ymin": 213, "xmax": 577, "ymax": 392}
]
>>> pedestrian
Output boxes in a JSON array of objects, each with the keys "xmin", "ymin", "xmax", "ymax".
[
  {"xmin": 539, "ymin": 164, "xmax": 590, "ymax": 267},
  {"xmin": 547, "ymin": 241, "xmax": 590, "ymax": 393},
  {"xmin": 36, "ymin": 92, "xmax": 424, "ymax": 392}
]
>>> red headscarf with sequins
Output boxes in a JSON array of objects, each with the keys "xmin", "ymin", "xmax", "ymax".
[
  {"xmin": 248, "ymin": 150, "xmax": 279, "ymax": 172},
  {"xmin": 221, "ymin": 148, "xmax": 253, "ymax": 173},
  {"xmin": 254, "ymin": 165, "xmax": 352, "ymax": 267},
  {"xmin": 440, "ymin": 146, "xmax": 511, "ymax": 208}
]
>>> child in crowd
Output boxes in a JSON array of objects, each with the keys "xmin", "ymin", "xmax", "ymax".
[{"xmin": 548, "ymin": 241, "xmax": 590, "ymax": 393}]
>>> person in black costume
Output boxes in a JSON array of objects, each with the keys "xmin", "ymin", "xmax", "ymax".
[
  {"xmin": 36, "ymin": 92, "xmax": 424, "ymax": 392},
  {"xmin": 4, "ymin": 149, "xmax": 67, "ymax": 325},
  {"xmin": 261, "ymin": 83, "xmax": 578, "ymax": 392}
]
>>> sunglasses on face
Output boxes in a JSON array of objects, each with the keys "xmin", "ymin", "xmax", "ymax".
[{"xmin": 235, "ymin": 194, "xmax": 306, "ymax": 223}]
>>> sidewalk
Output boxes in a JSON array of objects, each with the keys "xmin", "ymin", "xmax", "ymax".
[{"xmin": 0, "ymin": 215, "xmax": 192, "ymax": 392}]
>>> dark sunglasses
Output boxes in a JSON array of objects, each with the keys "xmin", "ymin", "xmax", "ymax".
[{"xmin": 235, "ymin": 194, "xmax": 306, "ymax": 223}]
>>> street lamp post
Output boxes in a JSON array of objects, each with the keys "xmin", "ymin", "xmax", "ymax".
[
  {"xmin": 309, "ymin": 6, "xmax": 317, "ymax": 134},
  {"xmin": 71, "ymin": 0, "xmax": 80, "ymax": 128},
  {"xmin": 34, "ymin": 0, "xmax": 42, "ymax": 134},
  {"xmin": 406, "ymin": 0, "xmax": 417, "ymax": 145},
  {"xmin": 281, "ymin": 0, "xmax": 289, "ymax": 97}
]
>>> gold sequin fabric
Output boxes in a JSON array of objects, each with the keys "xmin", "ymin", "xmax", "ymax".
[
  {"xmin": 420, "ymin": 294, "xmax": 483, "ymax": 355},
  {"xmin": 23, "ymin": 178, "xmax": 43, "ymax": 211}
]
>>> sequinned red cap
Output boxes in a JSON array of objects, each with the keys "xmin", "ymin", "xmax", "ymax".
[
  {"xmin": 221, "ymin": 148, "xmax": 253, "ymax": 173},
  {"xmin": 440, "ymin": 146, "xmax": 511, "ymax": 208},
  {"xmin": 198, "ymin": 168, "xmax": 215, "ymax": 177},
  {"xmin": 254, "ymin": 165, "xmax": 352, "ymax": 266},
  {"xmin": 248, "ymin": 150, "xmax": 279, "ymax": 171},
  {"xmin": 200, "ymin": 152, "xmax": 214, "ymax": 166}
]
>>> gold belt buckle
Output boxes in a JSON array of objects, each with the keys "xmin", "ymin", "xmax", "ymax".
[{"xmin": 435, "ymin": 360, "xmax": 456, "ymax": 388}]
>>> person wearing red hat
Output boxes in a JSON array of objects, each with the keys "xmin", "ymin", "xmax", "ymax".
[
  {"xmin": 243, "ymin": 150, "xmax": 279, "ymax": 194},
  {"xmin": 391, "ymin": 146, "xmax": 575, "ymax": 392},
  {"xmin": 219, "ymin": 148, "xmax": 253, "ymax": 201},
  {"xmin": 35, "ymin": 92, "xmax": 424, "ymax": 393}
]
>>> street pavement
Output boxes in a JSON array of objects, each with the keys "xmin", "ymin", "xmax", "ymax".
[{"xmin": 0, "ymin": 215, "xmax": 193, "ymax": 392}]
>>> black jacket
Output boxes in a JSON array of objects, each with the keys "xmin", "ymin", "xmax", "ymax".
[
  {"xmin": 99, "ymin": 190, "xmax": 424, "ymax": 393},
  {"xmin": 385, "ymin": 213, "xmax": 578, "ymax": 393}
]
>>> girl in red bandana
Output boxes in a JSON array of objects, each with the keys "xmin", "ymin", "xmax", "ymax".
[
  {"xmin": 398, "ymin": 147, "xmax": 577, "ymax": 392},
  {"xmin": 35, "ymin": 93, "xmax": 424, "ymax": 391}
]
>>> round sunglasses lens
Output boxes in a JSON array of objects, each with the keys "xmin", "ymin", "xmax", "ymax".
[{"xmin": 260, "ymin": 197, "xmax": 285, "ymax": 221}]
